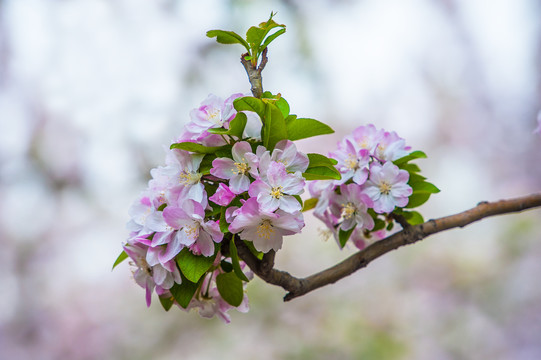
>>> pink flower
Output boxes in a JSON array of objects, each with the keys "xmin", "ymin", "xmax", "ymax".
[
  {"xmin": 329, "ymin": 138, "xmax": 370, "ymax": 185},
  {"xmin": 308, "ymin": 180, "xmax": 337, "ymax": 218},
  {"xmin": 162, "ymin": 200, "xmax": 223, "ymax": 258},
  {"xmin": 186, "ymin": 93, "xmax": 242, "ymax": 133},
  {"xmin": 158, "ymin": 149, "xmax": 206, "ymax": 204},
  {"xmin": 248, "ymin": 162, "xmax": 305, "ymax": 213},
  {"xmin": 124, "ymin": 240, "xmax": 182, "ymax": 307},
  {"xmin": 228, "ymin": 198, "xmax": 304, "ymax": 252},
  {"xmin": 363, "ymin": 161, "xmax": 412, "ymax": 213},
  {"xmin": 351, "ymin": 124, "xmax": 384, "ymax": 153},
  {"xmin": 210, "ymin": 141, "xmax": 259, "ymax": 194},
  {"xmin": 209, "ymin": 183, "xmax": 236, "ymax": 206},
  {"xmin": 257, "ymin": 140, "xmax": 309, "ymax": 176},
  {"xmin": 330, "ymin": 184, "xmax": 374, "ymax": 231},
  {"xmin": 373, "ymin": 131, "xmax": 411, "ymax": 162}
]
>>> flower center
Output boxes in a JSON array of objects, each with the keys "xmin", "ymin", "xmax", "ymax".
[
  {"xmin": 184, "ymin": 223, "xmax": 200, "ymax": 240},
  {"xmin": 233, "ymin": 161, "xmax": 250, "ymax": 175},
  {"xmin": 342, "ymin": 202, "xmax": 356, "ymax": 220},
  {"xmin": 358, "ymin": 138, "xmax": 370, "ymax": 149},
  {"xmin": 257, "ymin": 219, "xmax": 275, "ymax": 240},
  {"xmin": 179, "ymin": 170, "xmax": 202, "ymax": 186},
  {"xmin": 345, "ymin": 154, "xmax": 358, "ymax": 170},
  {"xmin": 207, "ymin": 109, "xmax": 222, "ymax": 126},
  {"xmin": 270, "ymin": 186, "xmax": 284, "ymax": 199},
  {"xmin": 379, "ymin": 181, "xmax": 392, "ymax": 195}
]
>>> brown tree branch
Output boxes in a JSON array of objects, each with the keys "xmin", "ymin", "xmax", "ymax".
[
  {"xmin": 237, "ymin": 193, "xmax": 541, "ymax": 302},
  {"xmin": 240, "ymin": 47, "xmax": 268, "ymax": 98}
]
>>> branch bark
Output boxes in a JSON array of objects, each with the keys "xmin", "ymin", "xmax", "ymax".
[
  {"xmin": 237, "ymin": 193, "xmax": 541, "ymax": 302},
  {"xmin": 240, "ymin": 48, "xmax": 268, "ymax": 98}
]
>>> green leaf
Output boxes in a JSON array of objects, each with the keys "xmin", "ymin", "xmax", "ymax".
[
  {"xmin": 246, "ymin": 13, "xmax": 285, "ymax": 57},
  {"xmin": 206, "ymin": 30, "xmax": 250, "ymax": 51},
  {"xmin": 372, "ymin": 218, "xmax": 386, "ymax": 231},
  {"xmin": 338, "ymin": 227, "xmax": 355, "ymax": 248},
  {"xmin": 112, "ymin": 250, "xmax": 128, "ymax": 270},
  {"xmin": 307, "ymin": 153, "xmax": 338, "ymax": 169},
  {"xmin": 286, "ymin": 118, "xmax": 334, "ymax": 141},
  {"xmin": 399, "ymin": 163, "xmax": 421, "ymax": 173},
  {"xmin": 302, "ymin": 197, "xmax": 319, "ymax": 212},
  {"xmin": 170, "ymin": 275, "xmax": 201, "ymax": 309},
  {"xmin": 199, "ymin": 154, "xmax": 216, "ymax": 175},
  {"xmin": 405, "ymin": 192, "xmax": 431, "ymax": 208},
  {"xmin": 410, "ymin": 181, "xmax": 440, "ymax": 194},
  {"xmin": 275, "ymin": 97, "xmax": 290, "ymax": 118},
  {"xmin": 401, "ymin": 210, "xmax": 425, "ymax": 225},
  {"xmin": 158, "ymin": 294, "xmax": 174, "ymax": 311},
  {"xmin": 408, "ymin": 172, "xmax": 427, "ymax": 183},
  {"xmin": 393, "ymin": 150, "xmax": 427, "ymax": 166},
  {"xmin": 221, "ymin": 260, "xmax": 233, "ymax": 273},
  {"xmin": 229, "ymin": 237, "xmax": 250, "ymax": 282},
  {"xmin": 216, "ymin": 272, "xmax": 244, "ymax": 307},
  {"xmin": 262, "ymin": 103, "xmax": 288, "ymax": 151},
  {"xmin": 176, "ymin": 248, "xmax": 216, "ymax": 283},
  {"xmin": 228, "ymin": 112, "xmax": 248, "ymax": 139},
  {"xmin": 219, "ymin": 207, "xmax": 229, "ymax": 233},
  {"xmin": 207, "ymin": 127, "xmax": 229, "ymax": 134},
  {"xmin": 233, "ymin": 97, "xmax": 265, "ymax": 119},
  {"xmin": 170, "ymin": 142, "xmax": 223, "ymax": 154},
  {"xmin": 302, "ymin": 166, "xmax": 341, "ymax": 180},
  {"xmin": 284, "ymin": 114, "xmax": 297, "ymax": 125},
  {"xmin": 260, "ymin": 28, "xmax": 286, "ymax": 52}
]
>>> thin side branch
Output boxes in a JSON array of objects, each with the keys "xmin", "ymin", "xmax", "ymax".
[
  {"xmin": 240, "ymin": 48, "xmax": 268, "ymax": 98},
  {"xmin": 237, "ymin": 193, "xmax": 541, "ymax": 302}
]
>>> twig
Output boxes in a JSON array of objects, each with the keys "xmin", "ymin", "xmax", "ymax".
[
  {"xmin": 240, "ymin": 47, "xmax": 268, "ymax": 98},
  {"xmin": 236, "ymin": 193, "xmax": 541, "ymax": 302}
]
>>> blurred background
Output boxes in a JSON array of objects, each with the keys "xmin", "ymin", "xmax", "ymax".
[{"xmin": 1, "ymin": 0, "xmax": 541, "ymax": 359}]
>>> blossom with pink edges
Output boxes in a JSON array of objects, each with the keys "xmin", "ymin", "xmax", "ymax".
[
  {"xmin": 363, "ymin": 161, "xmax": 412, "ymax": 213},
  {"xmin": 330, "ymin": 183, "xmax": 374, "ymax": 231},
  {"xmin": 162, "ymin": 199, "xmax": 223, "ymax": 258},
  {"xmin": 123, "ymin": 239, "xmax": 182, "ymax": 307},
  {"xmin": 256, "ymin": 139, "xmax": 309, "ymax": 177},
  {"xmin": 329, "ymin": 138, "xmax": 370, "ymax": 185},
  {"xmin": 209, "ymin": 183, "xmax": 236, "ymax": 206},
  {"xmin": 248, "ymin": 161, "xmax": 305, "ymax": 213},
  {"xmin": 210, "ymin": 141, "xmax": 259, "ymax": 194},
  {"xmin": 228, "ymin": 198, "xmax": 304, "ymax": 252}
]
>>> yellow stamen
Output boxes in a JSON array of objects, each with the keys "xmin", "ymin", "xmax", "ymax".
[
  {"xmin": 233, "ymin": 162, "xmax": 250, "ymax": 175},
  {"xmin": 379, "ymin": 181, "xmax": 392, "ymax": 195},
  {"xmin": 345, "ymin": 154, "xmax": 358, "ymax": 170},
  {"xmin": 341, "ymin": 202, "xmax": 356, "ymax": 219},
  {"xmin": 270, "ymin": 186, "xmax": 284, "ymax": 199},
  {"xmin": 179, "ymin": 170, "xmax": 202, "ymax": 186},
  {"xmin": 257, "ymin": 219, "xmax": 275, "ymax": 240},
  {"xmin": 184, "ymin": 223, "xmax": 199, "ymax": 240},
  {"xmin": 207, "ymin": 109, "xmax": 222, "ymax": 126}
]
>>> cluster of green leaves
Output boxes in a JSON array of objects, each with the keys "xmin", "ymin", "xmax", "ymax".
[{"xmin": 207, "ymin": 12, "xmax": 286, "ymax": 67}]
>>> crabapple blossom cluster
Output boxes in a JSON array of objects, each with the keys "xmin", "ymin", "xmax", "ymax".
[
  {"xmin": 120, "ymin": 93, "xmax": 313, "ymax": 322},
  {"xmin": 116, "ymin": 16, "xmax": 440, "ymax": 322},
  {"xmin": 309, "ymin": 125, "xmax": 422, "ymax": 250}
]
